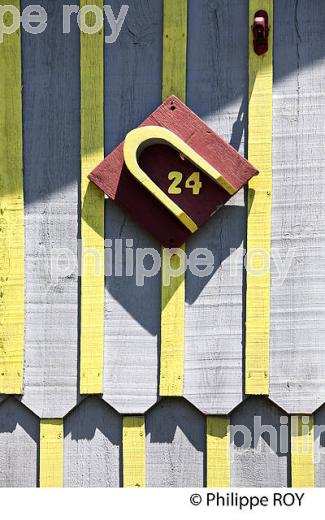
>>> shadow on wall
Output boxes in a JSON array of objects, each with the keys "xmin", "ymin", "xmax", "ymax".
[
  {"xmin": 0, "ymin": 397, "xmax": 39, "ymax": 439},
  {"xmin": 18, "ymin": 0, "xmax": 325, "ymax": 202},
  {"xmin": 146, "ymin": 397, "xmax": 205, "ymax": 448},
  {"xmin": 231, "ymin": 396, "xmax": 291, "ymax": 486},
  {"xmin": 65, "ymin": 396, "xmax": 121, "ymax": 443},
  {"xmin": 146, "ymin": 397, "xmax": 206, "ymax": 487},
  {"xmin": 19, "ymin": 0, "xmax": 325, "ymax": 334},
  {"xmin": 0, "ymin": 398, "xmax": 39, "ymax": 487},
  {"xmin": 64, "ymin": 397, "xmax": 122, "ymax": 487}
]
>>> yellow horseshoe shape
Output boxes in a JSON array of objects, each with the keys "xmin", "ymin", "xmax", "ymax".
[{"xmin": 123, "ymin": 126, "xmax": 236, "ymax": 233}]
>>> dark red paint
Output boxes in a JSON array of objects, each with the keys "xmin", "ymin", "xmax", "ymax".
[{"xmin": 89, "ymin": 96, "xmax": 258, "ymax": 247}]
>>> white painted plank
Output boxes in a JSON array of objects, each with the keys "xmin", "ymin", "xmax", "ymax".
[
  {"xmin": 103, "ymin": 0, "xmax": 162, "ymax": 413},
  {"xmin": 231, "ymin": 397, "xmax": 290, "ymax": 487},
  {"xmin": 64, "ymin": 397, "xmax": 121, "ymax": 487},
  {"xmin": 0, "ymin": 398, "xmax": 38, "ymax": 487},
  {"xmin": 146, "ymin": 398, "xmax": 205, "ymax": 487},
  {"xmin": 270, "ymin": 0, "xmax": 325, "ymax": 413},
  {"xmin": 21, "ymin": 0, "xmax": 80, "ymax": 417},
  {"xmin": 184, "ymin": 0, "xmax": 248, "ymax": 413}
]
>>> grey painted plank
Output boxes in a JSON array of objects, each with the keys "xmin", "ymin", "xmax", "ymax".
[
  {"xmin": 0, "ymin": 398, "xmax": 39, "ymax": 487},
  {"xmin": 231, "ymin": 397, "xmax": 290, "ymax": 487},
  {"xmin": 64, "ymin": 397, "xmax": 121, "ymax": 487},
  {"xmin": 146, "ymin": 398, "xmax": 205, "ymax": 487},
  {"xmin": 184, "ymin": 0, "xmax": 247, "ymax": 414},
  {"xmin": 22, "ymin": 0, "xmax": 80, "ymax": 417},
  {"xmin": 103, "ymin": 0, "xmax": 162, "ymax": 413},
  {"xmin": 270, "ymin": 0, "xmax": 325, "ymax": 413}
]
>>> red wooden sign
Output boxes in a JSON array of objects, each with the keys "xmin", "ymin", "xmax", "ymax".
[{"xmin": 89, "ymin": 96, "xmax": 258, "ymax": 247}]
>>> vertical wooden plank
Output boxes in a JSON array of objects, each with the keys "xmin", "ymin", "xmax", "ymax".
[
  {"xmin": 80, "ymin": 0, "xmax": 105, "ymax": 394},
  {"xmin": 246, "ymin": 0, "xmax": 273, "ymax": 394},
  {"xmin": 103, "ymin": 0, "xmax": 162, "ymax": 414},
  {"xmin": 0, "ymin": 0, "xmax": 24, "ymax": 394},
  {"xmin": 291, "ymin": 415, "xmax": 315, "ymax": 487},
  {"xmin": 146, "ymin": 399, "xmax": 205, "ymax": 487},
  {"xmin": 122, "ymin": 416, "xmax": 146, "ymax": 487},
  {"xmin": 22, "ymin": 0, "xmax": 79, "ymax": 417},
  {"xmin": 269, "ymin": 0, "xmax": 325, "ymax": 414},
  {"xmin": 162, "ymin": 0, "xmax": 187, "ymax": 101},
  {"xmin": 184, "ymin": 0, "xmax": 248, "ymax": 415},
  {"xmin": 207, "ymin": 416, "xmax": 230, "ymax": 487},
  {"xmin": 160, "ymin": 0, "xmax": 187, "ymax": 396},
  {"xmin": 231, "ymin": 397, "xmax": 290, "ymax": 486},
  {"xmin": 64, "ymin": 397, "xmax": 122, "ymax": 487},
  {"xmin": 40, "ymin": 419, "xmax": 63, "ymax": 488},
  {"xmin": 160, "ymin": 249, "xmax": 185, "ymax": 396},
  {"xmin": 0, "ymin": 398, "xmax": 38, "ymax": 487}
]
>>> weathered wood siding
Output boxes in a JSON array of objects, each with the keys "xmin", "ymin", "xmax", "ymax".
[
  {"xmin": 22, "ymin": 0, "xmax": 80, "ymax": 417},
  {"xmin": 269, "ymin": 0, "xmax": 325, "ymax": 414},
  {"xmin": 184, "ymin": 0, "xmax": 247, "ymax": 415},
  {"xmin": 103, "ymin": 0, "xmax": 162, "ymax": 413},
  {"xmin": 0, "ymin": 0, "xmax": 325, "ymax": 486}
]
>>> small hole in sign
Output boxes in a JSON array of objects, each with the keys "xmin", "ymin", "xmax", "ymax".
[{"xmin": 170, "ymin": 105, "xmax": 176, "ymax": 111}]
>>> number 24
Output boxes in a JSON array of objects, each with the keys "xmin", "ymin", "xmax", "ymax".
[{"xmin": 168, "ymin": 171, "xmax": 203, "ymax": 196}]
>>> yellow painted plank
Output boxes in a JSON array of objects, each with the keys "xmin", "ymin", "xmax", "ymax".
[
  {"xmin": 291, "ymin": 415, "xmax": 315, "ymax": 487},
  {"xmin": 207, "ymin": 416, "xmax": 230, "ymax": 487},
  {"xmin": 246, "ymin": 0, "xmax": 273, "ymax": 394},
  {"xmin": 123, "ymin": 416, "xmax": 146, "ymax": 487},
  {"xmin": 160, "ymin": 0, "xmax": 187, "ymax": 397},
  {"xmin": 162, "ymin": 0, "xmax": 187, "ymax": 101},
  {"xmin": 40, "ymin": 419, "xmax": 64, "ymax": 488},
  {"xmin": 0, "ymin": 1, "xmax": 24, "ymax": 394},
  {"xmin": 80, "ymin": 0, "xmax": 105, "ymax": 394},
  {"xmin": 160, "ymin": 248, "xmax": 185, "ymax": 396}
]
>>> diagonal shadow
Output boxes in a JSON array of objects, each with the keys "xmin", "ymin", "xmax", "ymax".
[
  {"xmin": 10, "ymin": 0, "xmax": 325, "ymax": 340},
  {"xmin": 146, "ymin": 397, "xmax": 205, "ymax": 451}
]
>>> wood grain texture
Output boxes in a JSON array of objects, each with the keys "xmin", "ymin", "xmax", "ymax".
[
  {"xmin": 160, "ymin": 248, "xmax": 185, "ymax": 396},
  {"xmin": 184, "ymin": 0, "xmax": 248, "ymax": 414},
  {"xmin": 21, "ymin": 0, "xmax": 80, "ymax": 417},
  {"xmin": 123, "ymin": 416, "xmax": 146, "ymax": 487},
  {"xmin": 103, "ymin": 0, "xmax": 162, "ymax": 413},
  {"xmin": 160, "ymin": 0, "xmax": 187, "ymax": 396},
  {"xmin": 80, "ymin": 0, "xmax": 105, "ymax": 394},
  {"xmin": 0, "ymin": 0, "xmax": 24, "ymax": 394},
  {"xmin": 291, "ymin": 415, "xmax": 314, "ymax": 487},
  {"xmin": 146, "ymin": 399, "xmax": 205, "ymax": 487},
  {"xmin": 231, "ymin": 397, "xmax": 290, "ymax": 487},
  {"xmin": 246, "ymin": 0, "xmax": 273, "ymax": 395},
  {"xmin": 269, "ymin": 0, "xmax": 325, "ymax": 413},
  {"xmin": 40, "ymin": 419, "xmax": 63, "ymax": 488},
  {"xmin": 207, "ymin": 416, "xmax": 230, "ymax": 487},
  {"xmin": 162, "ymin": 0, "xmax": 187, "ymax": 101},
  {"xmin": 64, "ymin": 397, "xmax": 121, "ymax": 487},
  {"xmin": 0, "ymin": 398, "xmax": 38, "ymax": 487}
]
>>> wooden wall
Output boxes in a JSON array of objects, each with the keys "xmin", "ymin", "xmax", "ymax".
[{"xmin": 0, "ymin": 0, "xmax": 325, "ymax": 486}]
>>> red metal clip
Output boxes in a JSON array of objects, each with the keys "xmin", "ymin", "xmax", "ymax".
[{"xmin": 252, "ymin": 10, "xmax": 269, "ymax": 55}]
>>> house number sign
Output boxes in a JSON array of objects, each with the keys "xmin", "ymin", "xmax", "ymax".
[{"xmin": 89, "ymin": 96, "xmax": 258, "ymax": 247}]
